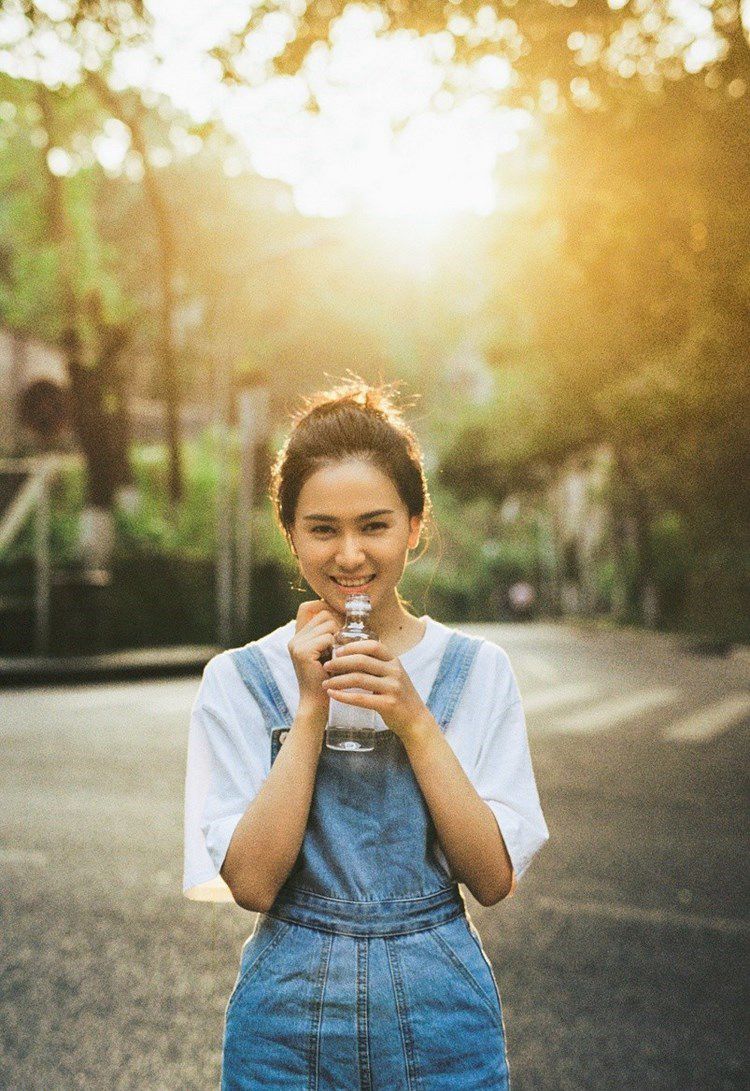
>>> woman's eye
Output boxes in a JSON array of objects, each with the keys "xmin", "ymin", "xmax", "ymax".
[{"xmin": 310, "ymin": 522, "xmax": 387, "ymax": 534}]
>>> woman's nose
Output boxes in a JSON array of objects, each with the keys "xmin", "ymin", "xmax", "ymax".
[{"xmin": 335, "ymin": 536, "xmax": 367, "ymax": 565}]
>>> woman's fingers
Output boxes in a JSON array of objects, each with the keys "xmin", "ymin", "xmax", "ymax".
[
  {"xmin": 323, "ymin": 672, "xmax": 397, "ymax": 692},
  {"xmin": 331, "ymin": 640, "xmax": 392, "ymax": 662},
  {"xmin": 298, "ymin": 630, "xmax": 336, "ymax": 662},
  {"xmin": 325, "ymin": 649, "xmax": 392, "ymax": 675},
  {"xmin": 326, "ymin": 689, "xmax": 394, "ymax": 710},
  {"xmin": 294, "ymin": 600, "xmax": 327, "ymax": 632},
  {"xmin": 294, "ymin": 600, "xmax": 344, "ymax": 635}
]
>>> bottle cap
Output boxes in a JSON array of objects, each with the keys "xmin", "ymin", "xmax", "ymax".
[{"xmin": 344, "ymin": 592, "xmax": 372, "ymax": 614}]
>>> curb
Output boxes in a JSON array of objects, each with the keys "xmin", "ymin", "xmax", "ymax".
[{"xmin": 0, "ymin": 645, "xmax": 222, "ymax": 688}]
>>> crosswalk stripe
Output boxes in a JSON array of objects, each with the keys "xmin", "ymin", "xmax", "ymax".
[
  {"xmin": 552, "ymin": 686, "xmax": 680, "ymax": 733},
  {"xmin": 662, "ymin": 693, "xmax": 750, "ymax": 742},
  {"xmin": 523, "ymin": 682, "xmax": 599, "ymax": 715},
  {"xmin": 0, "ymin": 848, "xmax": 48, "ymax": 866},
  {"xmin": 513, "ymin": 653, "xmax": 562, "ymax": 685},
  {"xmin": 533, "ymin": 895, "xmax": 750, "ymax": 936}
]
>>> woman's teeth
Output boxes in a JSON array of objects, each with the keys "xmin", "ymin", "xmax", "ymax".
[{"xmin": 332, "ymin": 576, "xmax": 375, "ymax": 588}]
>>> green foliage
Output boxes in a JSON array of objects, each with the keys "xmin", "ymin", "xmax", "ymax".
[
  {"xmin": 0, "ymin": 73, "xmax": 134, "ymax": 342},
  {"xmin": 1, "ymin": 10, "xmax": 747, "ymax": 641}
]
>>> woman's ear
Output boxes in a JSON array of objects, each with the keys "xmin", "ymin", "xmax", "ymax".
[{"xmin": 408, "ymin": 515, "xmax": 422, "ymax": 550}]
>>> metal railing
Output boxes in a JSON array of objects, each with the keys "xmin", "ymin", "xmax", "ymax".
[{"xmin": 0, "ymin": 454, "xmax": 81, "ymax": 654}]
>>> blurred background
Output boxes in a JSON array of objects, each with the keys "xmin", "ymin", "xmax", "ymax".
[
  {"xmin": 1, "ymin": 0, "xmax": 747, "ymax": 659},
  {"xmin": 1, "ymin": 3, "xmax": 749, "ymax": 1090}
]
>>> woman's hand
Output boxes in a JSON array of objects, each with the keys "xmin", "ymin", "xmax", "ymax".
[
  {"xmin": 288, "ymin": 600, "xmax": 346, "ymax": 724},
  {"xmin": 320, "ymin": 639, "xmax": 429, "ymax": 741}
]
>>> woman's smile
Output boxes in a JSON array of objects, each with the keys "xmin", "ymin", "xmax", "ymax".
[
  {"xmin": 289, "ymin": 458, "xmax": 423, "ymax": 638},
  {"xmin": 330, "ymin": 574, "xmax": 376, "ymax": 592}
]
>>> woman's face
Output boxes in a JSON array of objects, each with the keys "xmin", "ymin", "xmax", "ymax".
[{"xmin": 288, "ymin": 459, "xmax": 422, "ymax": 615}]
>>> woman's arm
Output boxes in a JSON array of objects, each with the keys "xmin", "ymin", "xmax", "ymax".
[
  {"xmin": 320, "ymin": 637, "xmax": 516, "ymax": 906},
  {"xmin": 220, "ymin": 702, "xmax": 326, "ymax": 912},
  {"xmin": 402, "ymin": 710, "xmax": 515, "ymax": 907}
]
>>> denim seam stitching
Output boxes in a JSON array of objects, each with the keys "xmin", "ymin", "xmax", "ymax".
[
  {"xmin": 286, "ymin": 884, "xmax": 458, "ymax": 906},
  {"xmin": 434, "ymin": 637, "xmax": 483, "ymax": 728},
  {"xmin": 356, "ymin": 938, "xmax": 373, "ymax": 1091},
  {"xmin": 466, "ymin": 926, "xmax": 511, "ymax": 1069},
  {"xmin": 266, "ymin": 906, "xmax": 466, "ymax": 939},
  {"xmin": 225, "ymin": 920, "xmax": 291, "ymax": 1018},
  {"xmin": 384, "ymin": 939, "xmax": 422, "ymax": 1091},
  {"xmin": 230, "ymin": 645, "xmax": 293, "ymax": 731},
  {"xmin": 307, "ymin": 930, "xmax": 333, "ymax": 1091},
  {"xmin": 424, "ymin": 634, "xmax": 482, "ymax": 727},
  {"xmin": 426, "ymin": 926, "xmax": 503, "ymax": 1030}
]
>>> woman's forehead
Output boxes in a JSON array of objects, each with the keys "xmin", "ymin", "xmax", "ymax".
[{"xmin": 297, "ymin": 461, "xmax": 401, "ymax": 515}]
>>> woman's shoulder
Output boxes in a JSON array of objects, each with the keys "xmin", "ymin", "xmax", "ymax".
[
  {"xmin": 428, "ymin": 619, "xmax": 517, "ymax": 703},
  {"xmin": 428, "ymin": 617, "xmax": 512, "ymax": 663},
  {"xmin": 197, "ymin": 619, "xmax": 297, "ymax": 705}
]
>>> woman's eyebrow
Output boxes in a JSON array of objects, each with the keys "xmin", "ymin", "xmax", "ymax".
[{"xmin": 302, "ymin": 509, "xmax": 395, "ymax": 521}]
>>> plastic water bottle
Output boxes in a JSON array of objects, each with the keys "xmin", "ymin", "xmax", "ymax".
[{"xmin": 325, "ymin": 593, "xmax": 378, "ymax": 752}]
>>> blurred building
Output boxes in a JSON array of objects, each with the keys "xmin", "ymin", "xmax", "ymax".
[
  {"xmin": 544, "ymin": 445, "xmax": 613, "ymax": 617},
  {"xmin": 0, "ymin": 326, "xmax": 71, "ymax": 455},
  {"xmin": 442, "ymin": 338, "xmax": 496, "ymax": 406}
]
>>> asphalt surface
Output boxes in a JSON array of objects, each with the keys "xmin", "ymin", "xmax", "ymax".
[{"xmin": 1, "ymin": 621, "xmax": 748, "ymax": 1090}]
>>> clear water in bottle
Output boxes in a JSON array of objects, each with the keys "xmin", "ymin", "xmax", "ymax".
[{"xmin": 325, "ymin": 592, "xmax": 378, "ymax": 752}]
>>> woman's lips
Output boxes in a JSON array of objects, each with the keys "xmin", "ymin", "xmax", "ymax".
[{"xmin": 330, "ymin": 575, "xmax": 375, "ymax": 591}]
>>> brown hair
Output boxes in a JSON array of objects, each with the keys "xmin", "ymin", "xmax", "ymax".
[{"xmin": 269, "ymin": 375, "xmax": 434, "ymax": 570}]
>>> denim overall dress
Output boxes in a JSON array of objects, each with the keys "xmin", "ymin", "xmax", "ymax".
[{"xmin": 222, "ymin": 631, "xmax": 511, "ymax": 1090}]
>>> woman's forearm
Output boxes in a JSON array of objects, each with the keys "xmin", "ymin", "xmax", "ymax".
[
  {"xmin": 221, "ymin": 703, "xmax": 326, "ymax": 911},
  {"xmin": 402, "ymin": 711, "xmax": 514, "ymax": 906}
]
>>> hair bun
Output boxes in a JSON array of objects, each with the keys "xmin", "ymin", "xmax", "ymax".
[{"xmin": 293, "ymin": 373, "xmax": 416, "ymax": 429}]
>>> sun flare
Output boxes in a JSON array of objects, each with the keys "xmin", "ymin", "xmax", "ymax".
[{"xmin": 218, "ymin": 5, "xmax": 535, "ymax": 221}]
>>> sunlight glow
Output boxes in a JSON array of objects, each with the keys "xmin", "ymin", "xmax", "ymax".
[
  {"xmin": 0, "ymin": 0, "xmax": 743, "ymax": 225},
  {"xmin": 217, "ymin": 5, "xmax": 532, "ymax": 219}
]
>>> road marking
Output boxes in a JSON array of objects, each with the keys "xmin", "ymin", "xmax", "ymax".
[
  {"xmin": 523, "ymin": 682, "xmax": 599, "ymax": 715},
  {"xmin": 38, "ymin": 684, "xmax": 196, "ymax": 715},
  {"xmin": 662, "ymin": 693, "xmax": 750, "ymax": 742},
  {"xmin": 534, "ymin": 895, "xmax": 749, "ymax": 936},
  {"xmin": 552, "ymin": 686, "xmax": 680, "ymax": 733},
  {"xmin": 0, "ymin": 848, "xmax": 48, "ymax": 867},
  {"xmin": 513, "ymin": 653, "xmax": 562, "ymax": 685}
]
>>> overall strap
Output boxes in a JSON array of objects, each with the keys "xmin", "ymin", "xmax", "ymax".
[
  {"xmin": 230, "ymin": 629, "xmax": 484, "ymax": 737},
  {"xmin": 425, "ymin": 631, "xmax": 484, "ymax": 729},
  {"xmin": 229, "ymin": 644, "xmax": 293, "ymax": 732}
]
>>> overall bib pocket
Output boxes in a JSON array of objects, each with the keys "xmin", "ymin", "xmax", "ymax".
[
  {"xmin": 225, "ymin": 915, "xmax": 292, "ymax": 1016},
  {"xmin": 425, "ymin": 917, "xmax": 504, "ymax": 1030}
]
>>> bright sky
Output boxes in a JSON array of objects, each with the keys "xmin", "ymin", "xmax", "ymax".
[
  {"xmin": 134, "ymin": 1, "xmax": 537, "ymax": 220},
  {"xmin": 0, "ymin": 0, "xmax": 746, "ymax": 221}
]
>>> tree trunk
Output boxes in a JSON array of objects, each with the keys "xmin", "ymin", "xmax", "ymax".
[
  {"xmin": 38, "ymin": 87, "xmax": 132, "ymax": 570},
  {"xmin": 88, "ymin": 73, "xmax": 184, "ymax": 508}
]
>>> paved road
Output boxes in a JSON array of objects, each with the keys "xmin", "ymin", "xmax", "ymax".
[{"xmin": 1, "ymin": 622, "xmax": 748, "ymax": 1089}]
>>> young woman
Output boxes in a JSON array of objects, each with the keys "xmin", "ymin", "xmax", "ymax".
[{"xmin": 183, "ymin": 379, "xmax": 550, "ymax": 1089}]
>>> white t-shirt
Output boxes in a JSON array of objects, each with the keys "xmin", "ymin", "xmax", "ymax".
[{"xmin": 183, "ymin": 615, "xmax": 550, "ymax": 903}]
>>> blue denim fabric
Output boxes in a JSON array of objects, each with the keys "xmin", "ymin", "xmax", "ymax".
[{"xmin": 223, "ymin": 633, "xmax": 511, "ymax": 1090}]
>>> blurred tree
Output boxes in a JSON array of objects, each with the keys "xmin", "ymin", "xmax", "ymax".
[
  {"xmin": 9, "ymin": 1, "xmax": 187, "ymax": 507},
  {"xmin": 86, "ymin": 72, "xmax": 184, "ymax": 507},
  {"xmin": 0, "ymin": 74, "xmax": 135, "ymax": 523},
  {"xmin": 211, "ymin": 0, "xmax": 750, "ymax": 111},
  {"xmin": 437, "ymin": 69, "xmax": 749, "ymax": 631}
]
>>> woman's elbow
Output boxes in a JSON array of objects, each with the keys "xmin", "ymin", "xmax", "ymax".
[
  {"xmin": 472, "ymin": 870, "xmax": 516, "ymax": 907},
  {"xmin": 220, "ymin": 862, "xmax": 275, "ymax": 913}
]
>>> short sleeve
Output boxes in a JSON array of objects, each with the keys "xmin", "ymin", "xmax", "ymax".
[
  {"xmin": 182, "ymin": 652, "xmax": 270, "ymax": 902},
  {"xmin": 470, "ymin": 644, "xmax": 550, "ymax": 895}
]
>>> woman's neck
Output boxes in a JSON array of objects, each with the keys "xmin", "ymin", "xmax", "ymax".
[{"xmin": 369, "ymin": 598, "xmax": 425, "ymax": 656}]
